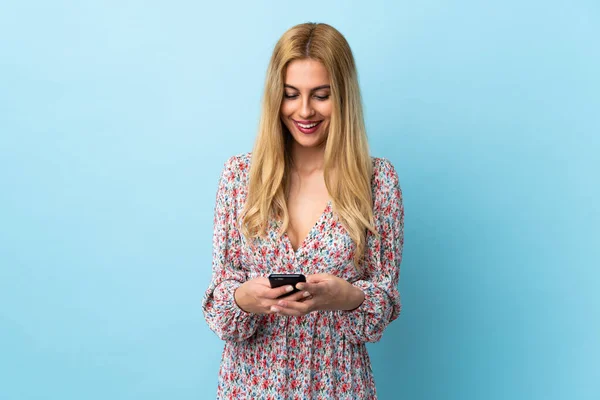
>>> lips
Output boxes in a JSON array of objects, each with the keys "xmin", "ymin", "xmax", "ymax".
[{"xmin": 293, "ymin": 120, "xmax": 322, "ymax": 134}]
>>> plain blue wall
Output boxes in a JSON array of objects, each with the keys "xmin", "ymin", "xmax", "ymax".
[{"xmin": 1, "ymin": 1, "xmax": 598, "ymax": 399}]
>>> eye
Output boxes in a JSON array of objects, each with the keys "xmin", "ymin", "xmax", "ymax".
[
  {"xmin": 284, "ymin": 93, "xmax": 299, "ymax": 99},
  {"xmin": 314, "ymin": 95, "xmax": 330, "ymax": 101}
]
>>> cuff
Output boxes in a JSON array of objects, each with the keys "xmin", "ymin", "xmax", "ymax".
[{"xmin": 342, "ymin": 279, "xmax": 376, "ymax": 315}]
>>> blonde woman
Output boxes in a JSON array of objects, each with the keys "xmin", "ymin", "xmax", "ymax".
[{"xmin": 202, "ymin": 22, "xmax": 404, "ymax": 399}]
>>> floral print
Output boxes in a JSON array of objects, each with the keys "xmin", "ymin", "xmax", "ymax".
[{"xmin": 202, "ymin": 153, "xmax": 404, "ymax": 399}]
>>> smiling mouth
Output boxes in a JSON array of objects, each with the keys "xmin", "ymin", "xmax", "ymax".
[
  {"xmin": 293, "ymin": 120, "xmax": 323, "ymax": 134},
  {"xmin": 295, "ymin": 120, "xmax": 321, "ymax": 128}
]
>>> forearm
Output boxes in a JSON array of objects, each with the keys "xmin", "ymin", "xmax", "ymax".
[
  {"xmin": 336, "ymin": 279, "xmax": 400, "ymax": 344},
  {"xmin": 341, "ymin": 282, "xmax": 366, "ymax": 311},
  {"xmin": 203, "ymin": 279, "xmax": 260, "ymax": 342}
]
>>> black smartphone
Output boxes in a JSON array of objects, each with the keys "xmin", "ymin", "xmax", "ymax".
[{"xmin": 268, "ymin": 273, "xmax": 306, "ymax": 298}]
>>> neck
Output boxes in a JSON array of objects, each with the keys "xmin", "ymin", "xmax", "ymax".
[{"xmin": 290, "ymin": 141, "xmax": 326, "ymax": 174}]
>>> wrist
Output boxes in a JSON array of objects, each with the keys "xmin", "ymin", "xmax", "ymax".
[
  {"xmin": 234, "ymin": 285, "xmax": 251, "ymax": 313},
  {"xmin": 343, "ymin": 283, "xmax": 365, "ymax": 311}
]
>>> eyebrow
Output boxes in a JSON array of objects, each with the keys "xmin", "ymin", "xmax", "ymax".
[{"xmin": 284, "ymin": 84, "xmax": 331, "ymax": 91}]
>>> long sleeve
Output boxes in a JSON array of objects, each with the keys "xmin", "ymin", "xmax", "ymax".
[
  {"xmin": 337, "ymin": 158, "xmax": 404, "ymax": 344},
  {"xmin": 202, "ymin": 156, "xmax": 260, "ymax": 341}
]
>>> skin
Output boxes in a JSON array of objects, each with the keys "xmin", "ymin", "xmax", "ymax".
[{"xmin": 234, "ymin": 58, "xmax": 365, "ymax": 316}]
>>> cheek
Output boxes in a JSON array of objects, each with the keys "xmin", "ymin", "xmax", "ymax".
[
  {"xmin": 280, "ymin": 102, "xmax": 293, "ymax": 117},
  {"xmin": 317, "ymin": 102, "xmax": 333, "ymax": 119}
]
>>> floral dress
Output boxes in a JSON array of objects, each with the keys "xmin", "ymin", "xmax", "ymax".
[{"xmin": 202, "ymin": 153, "xmax": 404, "ymax": 400}]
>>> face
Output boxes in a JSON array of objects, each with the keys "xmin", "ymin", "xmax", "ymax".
[{"xmin": 280, "ymin": 59, "xmax": 332, "ymax": 149}]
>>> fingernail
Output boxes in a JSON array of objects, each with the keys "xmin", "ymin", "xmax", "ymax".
[
  {"xmin": 286, "ymin": 285, "xmax": 294, "ymax": 292},
  {"xmin": 303, "ymin": 291, "xmax": 311, "ymax": 297},
  {"xmin": 296, "ymin": 283, "xmax": 304, "ymax": 290},
  {"xmin": 270, "ymin": 306, "xmax": 279, "ymax": 312}
]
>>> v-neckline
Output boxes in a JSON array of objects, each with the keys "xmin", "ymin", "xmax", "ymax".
[{"xmin": 282, "ymin": 199, "xmax": 332, "ymax": 256}]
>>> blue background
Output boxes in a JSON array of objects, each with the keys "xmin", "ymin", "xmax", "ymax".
[{"xmin": 1, "ymin": 1, "xmax": 598, "ymax": 399}]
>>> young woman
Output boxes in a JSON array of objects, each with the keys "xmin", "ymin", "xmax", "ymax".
[{"xmin": 202, "ymin": 22, "xmax": 404, "ymax": 399}]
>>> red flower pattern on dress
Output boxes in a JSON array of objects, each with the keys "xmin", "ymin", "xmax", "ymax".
[{"xmin": 203, "ymin": 153, "xmax": 404, "ymax": 399}]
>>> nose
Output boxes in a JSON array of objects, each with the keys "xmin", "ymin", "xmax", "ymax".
[{"xmin": 299, "ymin": 97, "xmax": 315, "ymax": 119}]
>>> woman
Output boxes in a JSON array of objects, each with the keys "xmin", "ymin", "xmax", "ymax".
[{"xmin": 202, "ymin": 22, "xmax": 404, "ymax": 399}]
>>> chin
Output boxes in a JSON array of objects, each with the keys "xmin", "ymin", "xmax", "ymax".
[{"xmin": 292, "ymin": 134, "xmax": 327, "ymax": 148}]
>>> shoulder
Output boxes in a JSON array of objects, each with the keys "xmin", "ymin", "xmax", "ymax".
[
  {"xmin": 370, "ymin": 157, "xmax": 403, "ymax": 222},
  {"xmin": 370, "ymin": 156, "xmax": 400, "ymax": 193},
  {"xmin": 223, "ymin": 152, "xmax": 252, "ymax": 173},
  {"xmin": 220, "ymin": 152, "xmax": 252, "ymax": 185}
]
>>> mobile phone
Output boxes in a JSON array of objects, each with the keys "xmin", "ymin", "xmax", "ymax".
[{"xmin": 268, "ymin": 273, "xmax": 306, "ymax": 298}]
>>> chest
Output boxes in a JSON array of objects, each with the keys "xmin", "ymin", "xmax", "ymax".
[
  {"xmin": 237, "ymin": 168, "xmax": 360, "ymax": 281},
  {"xmin": 286, "ymin": 173, "xmax": 330, "ymax": 252}
]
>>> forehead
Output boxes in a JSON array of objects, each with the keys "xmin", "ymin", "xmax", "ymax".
[{"xmin": 284, "ymin": 59, "xmax": 330, "ymax": 87}]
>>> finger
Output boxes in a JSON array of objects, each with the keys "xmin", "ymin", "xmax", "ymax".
[
  {"xmin": 272, "ymin": 303, "xmax": 310, "ymax": 317},
  {"xmin": 281, "ymin": 290, "xmax": 312, "ymax": 302},
  {"xmin": 270, "ymin": 296, "xmax": 317, "ymax": 315},
  {"xmin": 267, "ymin": 302, "xmax": 303, "ymax": 315},
  {"xmin": 264, "ymin": 285, "xmax": 295, "ymax": 299},
  {"xmin": 295, "ymin": 282, "xmax": 321, "ymax": 294},
  {"xmin": 273, "ymin": 298, "xmax": 318, "ymax": 316},
  {"xmin": 275, "ymin": 298, "xmax": 313, "ymax": 314},
  {"xmin": 268, "ymin": 304, "xmax": 282, "ymax": 314}
]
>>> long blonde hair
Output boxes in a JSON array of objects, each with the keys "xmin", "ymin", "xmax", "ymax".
[{"xmin": 241, "ymin": 22, "xmax": 376, "ymax": 266}]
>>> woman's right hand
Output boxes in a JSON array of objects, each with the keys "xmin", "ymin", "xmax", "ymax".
[{"xmin": 234, "ymin": 277, "xmax": 310, "ymax": 314}]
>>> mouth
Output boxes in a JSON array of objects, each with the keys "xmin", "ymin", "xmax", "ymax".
[{"xmin": 293, "ymin": 120, "xmax": 323, "ymax": 134}]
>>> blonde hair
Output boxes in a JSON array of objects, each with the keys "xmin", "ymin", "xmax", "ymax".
[{"xmin": 240, "ymin": 22, "xmax": 376, "ymax": 266}]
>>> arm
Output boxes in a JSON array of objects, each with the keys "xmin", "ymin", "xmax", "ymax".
[
  {"xmin": 201, "ymin": 156, "xmax": 260, "ymax": 342},
  {"xmin": 336, "ymin": 159, "xmax": 404, "ymax": 344}
]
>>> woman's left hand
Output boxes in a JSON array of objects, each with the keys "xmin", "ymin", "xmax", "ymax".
[{"xmin": 271, "ymin": 273, "xmax": 365, "ymax": 317}]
